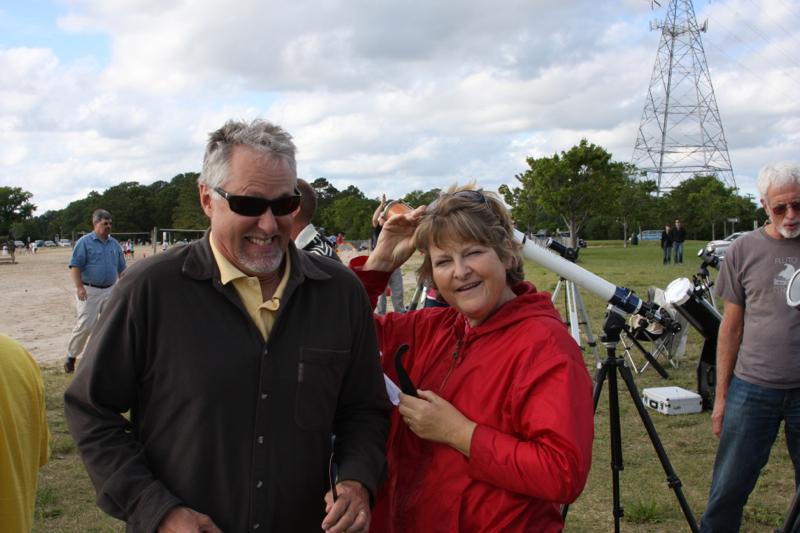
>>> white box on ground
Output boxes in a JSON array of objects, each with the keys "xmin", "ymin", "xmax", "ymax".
[{"xmin": 642, "ymin": 387, "xmax": 702, "ymax": 415}]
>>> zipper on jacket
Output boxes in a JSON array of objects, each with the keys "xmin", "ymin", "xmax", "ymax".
[{"xmin": 437, "ymin": 338, "xmax": 462, "ymax": 394}]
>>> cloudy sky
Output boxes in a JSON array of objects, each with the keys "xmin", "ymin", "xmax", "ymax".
[{"xmin": 2, "ymin": 0, "xmax": 799, "ymax": 214}]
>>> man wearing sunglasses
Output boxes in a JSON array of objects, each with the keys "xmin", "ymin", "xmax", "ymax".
[
  {"xmin": 700, "ymin": 161, "xmax": 800, "ymax": 533},
  {"xmin": 65, "ymin": 119, "xmax": 391, "ymax": 533}
]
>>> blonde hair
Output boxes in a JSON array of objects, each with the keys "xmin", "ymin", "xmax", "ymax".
[{"xmin": 414, "ymin": 183, "xmax": 525, "ymax": 291}]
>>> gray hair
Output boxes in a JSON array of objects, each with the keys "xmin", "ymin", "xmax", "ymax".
[
  {"xmin": 756, "ymin": 161, "xmax": 800, "ymax": 200},
  {"xmin": 198, "ymin": 118, "xmax": 297, "ymax": 195},
  {"xmin": 92, "ymin": 209, "xmax": 111, "ymax": 223}
]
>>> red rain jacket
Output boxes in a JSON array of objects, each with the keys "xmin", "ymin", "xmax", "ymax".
[{"xmin": 351, "ymin": 257, "xmax": 594, "ymax": 533}]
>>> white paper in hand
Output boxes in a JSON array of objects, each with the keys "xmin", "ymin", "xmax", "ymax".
[{"xmin": 384, "ymin": 374, "xmax": 401, "ymax": 406}]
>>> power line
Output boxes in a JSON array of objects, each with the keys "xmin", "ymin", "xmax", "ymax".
[
  {"xmin": 745, "ymin": 0, "xmax": 800, "ymax": 49},
  {"xmin": 775, "ymin": 0, "xmax": 800, "ymax": 23},
  {"xmin": 703, "ymin": 37, "xmax": 800, "ymax": 107},
  {"xmin": 714, "ymin": 1, "xmax": 800, "ymax": 68},
  {"xmin": 706, "ymin": 15, "xmax": 800, "ymax": 85}
]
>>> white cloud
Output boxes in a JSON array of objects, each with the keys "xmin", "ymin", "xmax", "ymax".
[{"xmin": 1, "ymin": 0, "xmax": 799, "ymax": 213}]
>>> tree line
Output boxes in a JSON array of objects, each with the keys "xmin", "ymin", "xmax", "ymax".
[
  {"xmin": 1, "ymin": 176, "xmax": 439, "ymax": 244},
  {"xmin": 2, "ymin": 140, "xmax": 764, "ymax": 246},
  {"xmin": 500, "ymin": 139, "xmax": 766, "ymax": 249}
]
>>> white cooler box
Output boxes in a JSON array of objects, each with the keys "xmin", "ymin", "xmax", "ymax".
[{"xmin": 642, "ymin": 387, "xmax": 702, "ymax": 415}]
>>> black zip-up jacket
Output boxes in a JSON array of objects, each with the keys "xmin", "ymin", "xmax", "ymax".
[{"xmin": 65, "ymin": 231, "xmax": 391, "ymax": 533}]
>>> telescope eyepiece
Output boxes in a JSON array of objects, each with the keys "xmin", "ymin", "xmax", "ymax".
[{"xmin": 545, "ymin": 238, "xmax": 579, "ymax": 262}]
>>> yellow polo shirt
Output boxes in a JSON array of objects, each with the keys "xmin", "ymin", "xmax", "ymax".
[
  {"xmin": 0, "ymin": 334, "xmax": 50, "ymax": 533},
  {"xmin": 209, "ymin": 233, "xmax": 291, "ymax": 341}
]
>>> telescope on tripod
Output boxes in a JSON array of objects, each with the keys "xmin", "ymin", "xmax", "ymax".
[{"xmin": 512, "ymin": 229, "xmax": 698, "ymax": 532}]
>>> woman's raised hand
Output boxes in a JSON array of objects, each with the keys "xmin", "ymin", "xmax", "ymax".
[{"xmin": 364, "ymin": 205, "xmax": 426, "ymax": 272}]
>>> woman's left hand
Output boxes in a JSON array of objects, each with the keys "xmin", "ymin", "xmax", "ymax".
[{"xmin": 398, "ymin": 390, "xmax": 477, "ymax": 457}]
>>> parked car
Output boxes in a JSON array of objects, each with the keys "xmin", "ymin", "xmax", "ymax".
[
  {"xmin": 43, "ymin": 241, "xmax": 57, "ymax": 247},
  {"xmin": 59, "ymin": 239, "xmax": 72, "ymax": 247},
  {"xmin": 34, "ymin": 240, "xmax": 44, "ymax": 246},
  {"xmin": 14, "ymin": 241, "xmax": 24, "ymax": 248},
  {"xmin": 557, "ymin": 231, "xmax": 587, "ymax": 248},
  {"xmin": 706, "ymin": 231, "xmax": 748, "ymax": 256}
]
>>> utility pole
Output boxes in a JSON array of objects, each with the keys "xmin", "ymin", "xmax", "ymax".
[{"xmin": 632, "ymin": 0, "xmax": 735, "ymax": 195}]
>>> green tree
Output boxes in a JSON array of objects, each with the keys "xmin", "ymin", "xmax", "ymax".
[
  {"xmin": 322, "ymin": 196, "xmax": 373, "ymax": 240},
  {"xmin": 51, "ymin": 192, "xmax": 101, "ymax": 240},
  {"xmin": 660, "ymin": 174, "xmax": 757, "ymax": 241},
  {"xmin": 9, "ymin": 219, "xmax": 41, "ymax": 242},
  {"xmin": 402, "ymin": 189, "xmax": 440, "ymax": 208},
  {"xmin": 612, "ymin": 169, "xmax": 657, "ymax": 247},
  {"xmin": 0, "ymin": 186, "xmax": 36, "ymax": 236},
  {"xmin": 100, "ymin": 182, "xmax": 153, "ymax": 232},
  {"xmin": 172, "ymin": 173, "xmax": 209, "ymax": 230},
  {"xmin": 515, "ymin": 139, "xmax": 626, "ymax": 249},
  {"xmin": 687, "ymin": 177, "xmax": 739, "ymax": 240},
  {"xmin": 499, "ymin": 183, "xmax": 544, "ymax": 235},
  {"xmin": 34, "ymin": 210, "xmax": 59, "ymax": 238}
]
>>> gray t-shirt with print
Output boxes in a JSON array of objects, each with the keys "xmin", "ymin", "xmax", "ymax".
[{"xmin": 714, "ymin": 227, "xmax": 800, "ymax": 389}]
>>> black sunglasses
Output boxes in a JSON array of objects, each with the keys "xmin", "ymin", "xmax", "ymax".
[
  {"xmin": 768, "ymin": 201, "xmax": 800, "ymax": 216},
  {"xmin": 213, "ymin": 187, "xmax": 301, "ymax": 217},
  {"xmin": 428, "ymin": 190, "xmax": 487, "ymax": 211}
]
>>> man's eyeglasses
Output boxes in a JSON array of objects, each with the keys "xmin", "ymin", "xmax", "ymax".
[
  {"xmin": 768, "ymin": 201, "xmax": 800, "ymax": 216},
  {"xmin": 213, "ymin": 188, "xmax": 301, "ymax": 217},
  {"xmin": 428, "ymin": 190, "xmax": 487, "ymax": 211}
]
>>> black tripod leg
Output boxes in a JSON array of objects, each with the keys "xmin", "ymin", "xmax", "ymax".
[
  {"xmin": 608, "ymin": 360, "xmax": 625, "ymax": 532},
  {"xmin": 778, "ymin": 481, "xmax": 800, "ymax": 533},
  {"xmin": 617, "ymin": 363, "xmax": 700, "ymax": 533},
  {"xmin": 562, "ymin": 357, "xmax": 612, "ymax": 521}
]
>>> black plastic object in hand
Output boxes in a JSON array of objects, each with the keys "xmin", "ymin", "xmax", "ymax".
[{"xmin": 394, "ymin": 344, "xmax": 418, "ymax": 397}]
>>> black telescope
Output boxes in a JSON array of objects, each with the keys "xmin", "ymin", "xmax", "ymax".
[
  {"xmin": 665, "ymin": 278, "xmax": 723, "ymax": 410},
  {"xmin": 697, "ymin": 247, "xmax": 723, "ymax": 270},
  {"xmin": 545, "ymin": 238, "xmax": 579, "ymax": 263}
]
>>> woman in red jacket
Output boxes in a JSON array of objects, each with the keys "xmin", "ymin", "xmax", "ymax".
[{"xmin": 347, "ymin": 184, "xmax": 594, "ymax": 533}]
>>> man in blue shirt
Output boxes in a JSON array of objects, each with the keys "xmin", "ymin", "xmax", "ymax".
[{"xmin": 64, "ymin": 209, "xmax": 126, "ymax": 373}]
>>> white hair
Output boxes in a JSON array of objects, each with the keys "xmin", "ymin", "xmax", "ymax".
[
  {"xmin": 199, "ymin": 118, "xmax": 297, "ymax": 197},
  {"xmin": 756, "ymin": 161, "xmax": 800, "ymax": 200}
]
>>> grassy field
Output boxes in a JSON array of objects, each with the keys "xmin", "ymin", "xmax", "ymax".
[{"xmin": 35, "ymin": 239, "xmax": 795, "ymax": 532}]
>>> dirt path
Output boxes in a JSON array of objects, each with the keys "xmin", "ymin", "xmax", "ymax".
[{"xmin": 1, "ymin": 245, "xmax": 418, "ymax": 364}]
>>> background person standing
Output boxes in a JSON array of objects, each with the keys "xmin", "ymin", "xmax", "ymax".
[
  {"xmin": 372, "ymin": 195, "xmax": 406, "ymax": 315},
  {"xmin": 290, "ymin": 179, "xmax": 341, "ymax": 262},
  {"xmin": 661, "ymin": 223, "xmax": 673, "ymax": 265},
  {"xmin": 671, "ymin": 219, "xmax": 686, "ymax": 264},
  {"xmin": 63, "ymin": 209, "xmax": 126, "ymax": 373}
]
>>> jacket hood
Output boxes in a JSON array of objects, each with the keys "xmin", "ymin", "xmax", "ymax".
[{"xmin": 464, "ymin": 281, "xmax": 565, "ymax": 338}]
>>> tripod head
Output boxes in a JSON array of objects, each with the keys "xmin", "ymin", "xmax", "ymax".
[{"xmin": 697, "ymin": 248, "xmax": 723, "ymax": 271}]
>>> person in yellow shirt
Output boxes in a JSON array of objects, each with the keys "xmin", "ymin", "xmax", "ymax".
[{"xmin": 0, "ymin": 334, "xmax": 50, "ymax": 532}]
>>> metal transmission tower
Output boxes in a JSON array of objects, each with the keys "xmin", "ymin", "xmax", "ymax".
[{"xmin": 632, "ymin": 0, "xmax": 735, "ymax": 193}]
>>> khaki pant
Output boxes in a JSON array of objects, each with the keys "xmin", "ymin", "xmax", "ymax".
[{"xmin": 67, "ymin": 285, "xmax": 114, "ymax": 359}]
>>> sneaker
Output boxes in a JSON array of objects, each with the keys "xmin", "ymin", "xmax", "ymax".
[{"xmin": 64, "ymin": 357, "xmax": 76, "ymax": 373}]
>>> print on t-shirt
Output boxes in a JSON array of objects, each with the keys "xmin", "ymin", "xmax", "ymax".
[{"xmin": 774, "ymin": 257, "xmax": 798, "ymax": 294}]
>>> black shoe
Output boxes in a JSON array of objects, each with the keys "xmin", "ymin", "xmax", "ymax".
[{"xmin": 64, "ymin": 358, "xmax": 76, "ymax": 373}]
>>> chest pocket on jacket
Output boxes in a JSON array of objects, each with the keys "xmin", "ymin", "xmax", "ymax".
[{"xmin": 295, "ymin": 348, "xmax": 350, "ymax": 431}]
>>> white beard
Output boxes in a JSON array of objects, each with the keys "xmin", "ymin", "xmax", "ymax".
[
  {"xmin": 238, "ymin": 246, "xmax": 284, "ymax": 274},
  {"xmin": 776, "ymin": 217, "xmax": 800, "ymax": 239}
]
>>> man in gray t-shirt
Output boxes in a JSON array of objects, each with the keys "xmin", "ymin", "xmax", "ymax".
[{"xmin": 700, "ymin": 161, "xmax": 800, "ymax": 533}]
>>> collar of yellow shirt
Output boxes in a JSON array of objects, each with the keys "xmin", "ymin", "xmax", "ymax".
[{"xmin": 209, "ymin": 232, "xmax": 291, "ymax": 341}]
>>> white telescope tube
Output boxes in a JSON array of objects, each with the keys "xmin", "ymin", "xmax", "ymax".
[
  {"xmin": 513, "ymin": 229, "xmax": 643, "ymax": 315},
  {"xmin": 788, "ymin": 269, "xmax": 800, "ymax": 309}
]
